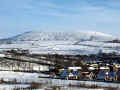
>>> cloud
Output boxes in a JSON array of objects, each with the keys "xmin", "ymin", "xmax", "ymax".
[{"xmin": 21, "ymin": 0, "xmax": 106, "ymax": 17}]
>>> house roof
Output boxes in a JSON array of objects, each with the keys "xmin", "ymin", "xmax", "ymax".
[
  {"xmin": 88, "ymin": 67, "xmax": 96, "ymax": 70},
  {"xmin": 115, "ymin": 64, "xmax": 120, "ymax": 68},
  {"xmin": 68, "ymin": 67, "xmax": 82, "ymax": 70},
  {"xmin": 100, "ymin": 67, "xmax": 109, "ymax": 70}
]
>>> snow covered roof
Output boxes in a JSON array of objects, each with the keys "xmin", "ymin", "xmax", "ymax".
[
  {"xmin": 90, "ymin": 64, "xmax": 98, "ymax": 67},
  {"xmin": 88, "ymin": 67, "xmax": 96, "ymax": 70},
  {"xmin": 68, "ymin": 67, "xmax": 82, "ymax": 70},
  {"xmin": 100, "ymin": 67, "xmax": 109, "ymax": 70},
  {"xmin": 115, "ymin": 65, "xmax": 120, "ymax": 68}
]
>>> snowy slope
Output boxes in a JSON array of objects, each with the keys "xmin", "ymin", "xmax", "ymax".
[
  {"xmin": 0, "ymin": 31, "xmax": 119, "ymax": 55},
  {"xmin": 1, "ymin": 31, "xmax": 115, "ymax": 42}
]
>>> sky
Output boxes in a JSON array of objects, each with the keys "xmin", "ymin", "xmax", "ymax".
[{"xmin": 0, "ymin": 0, "xmax": 120, "ymax": 38}]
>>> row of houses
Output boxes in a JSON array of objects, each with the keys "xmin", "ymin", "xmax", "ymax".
[{"xmin": 51, "ymin": 63, "xmax": 120, "ymax": 82}]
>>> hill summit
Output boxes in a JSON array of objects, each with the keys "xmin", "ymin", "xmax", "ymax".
[{"xmin": 2, "ymin": 31, "xmax": 115, "ymax": 42}]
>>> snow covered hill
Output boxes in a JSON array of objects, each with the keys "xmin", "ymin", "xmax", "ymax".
[
  {"xmin": 1, "ymin": 31, "xmax": 115, "ymax": 42},
  {"xmin": 0, "ymin": 31, "xmax": 119, "ymax": 55}
]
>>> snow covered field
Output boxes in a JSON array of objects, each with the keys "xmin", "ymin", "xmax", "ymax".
[
  {"xmin": 0, "ymin": 31, "xmax": 119, "ymax": 55},
  {"xmin": 0, "ymin": 40, "xmax": 120, "ymax": 55},
  {"xmin": 0, "ymin": 84, "xmax": 30, "ymax": 89},
  {"xmin": 0, "ymin": 71, "xmax": 119, "ymax": 89},
  {"xmin": 0, "ymin": 71, "xmax": 51, "ymax": 83}
]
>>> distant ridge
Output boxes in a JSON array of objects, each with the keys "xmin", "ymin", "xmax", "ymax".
[{"xmin": 0, "ymin": 31, "xmax": 115, "ymax": 43}]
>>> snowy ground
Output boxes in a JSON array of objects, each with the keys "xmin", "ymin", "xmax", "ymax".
[
  {"xmin": 0, "ymin": 84, "xmax": 30, "ymax": 89},
  {"xmin": 0, "ymin": 40, "xmax": 120, "ymax": 55},
  {"xmin": 0, "ymin": 71, "xmax": 119, "ymax": 89},
  {"xmin": 0, "ymin": 71, "xmax": 49, "ymax": 83}
]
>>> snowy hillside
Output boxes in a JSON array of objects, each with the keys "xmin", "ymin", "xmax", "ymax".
[
  {"xmin": 1, "ymin": 31, "xmax": 115, "ymax": 42},
  {"xmin": 0, "ymin": 31, "xmax": 120, "ymax": 55}
]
